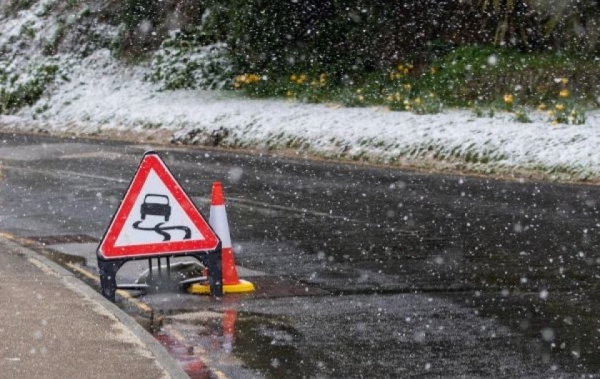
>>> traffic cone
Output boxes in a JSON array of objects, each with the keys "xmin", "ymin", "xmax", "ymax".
[{"xmin": 189, "ymin": 182, "xmax": 255, "ymax": 294}]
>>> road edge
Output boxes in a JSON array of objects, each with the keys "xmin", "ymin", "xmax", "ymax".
[{"xmin": 0, "ymin": 236, "xmax": 190, "ymax": 379}]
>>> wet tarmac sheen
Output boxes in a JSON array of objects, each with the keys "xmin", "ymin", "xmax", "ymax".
[{"xmin": 0, "ymin": 133, "xmax": 598, "ymax": 378}]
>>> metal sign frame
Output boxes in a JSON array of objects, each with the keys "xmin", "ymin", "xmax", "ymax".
[{"xmin": 96, "ymin": 151, "xmax": 222, "ymax": 301}]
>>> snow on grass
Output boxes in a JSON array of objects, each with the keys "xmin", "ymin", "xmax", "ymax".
[
  {"xmin": 1, "ymin": 5, "xmax": 600, "ymax": 182},
  {"xmin": 3, "ymin": 48, "xmax": 600, "ymax": 182}
]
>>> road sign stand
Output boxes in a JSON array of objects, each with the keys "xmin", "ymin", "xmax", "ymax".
[
  {"xmin": 114, "ymin": 257, "xmax": 174, "ymax": 292},
  {"xmin": 96, "ymin": 151, "xmax": 223, "ymax": 302},
  {"xmin": 98, "ymin": 245, "xmax": 223, "ymax": 302}
]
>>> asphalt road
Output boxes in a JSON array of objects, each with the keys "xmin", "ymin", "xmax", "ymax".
[{"xmin": 0, "ymin": 132, "xmax": 598, "ymax": 378}]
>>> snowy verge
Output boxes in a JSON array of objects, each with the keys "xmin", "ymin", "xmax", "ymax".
[{"xmin": 1, "ymin": 49, "xmax": 600, "ymax": 184}]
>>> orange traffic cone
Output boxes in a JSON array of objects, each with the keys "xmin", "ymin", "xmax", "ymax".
[{"xmin": 189, "ymin": 182, "xmax": 255, "ymax": 294}]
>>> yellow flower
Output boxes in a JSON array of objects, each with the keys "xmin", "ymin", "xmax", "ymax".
[
  {"xmin": 537, "ymin": 103, "xmax": 547, "ymax": 111},
  {"xmin": 547, "ymin": 110, "xmax": 554, "ymax": 116},
  {"xmin": 236, "ymin": 73, "xmax": 259, "ymax": 84},
  {"xmin": 414, "ymin": 97, "xmax": 422, "ymax": 105},
  {"xmin": 291, "ymin": 74, "xmax": 307, "ymax": 84},
  {"xmin": 561, "ymin": 77, "xmax": 569, "ymax": 85},
  {"xmin": 386, "ymin": 95, "xmax": 394, "ymax": 102},
  {"xmin": 357, "ymin": 95, "xmax": 364, "ymax": 102},
  {"xmin": 504, "ymin": 94, "xmax": 514, "ymax": 104},
  {"xmin": 319, "ymin": 73, "xmax": 327, "ymax": 85},
  {"xmin": 403, "ymin": 84, "xmax": 411, "ymax": 91},
  {"xmin": 397, "ymin": 64, "xmax": 404, "ymax": 71},
  {"xmin": 430, "ymin": 67, "xmax": 437, "ymax": 75},
  {"xmin": 395, "ymin": 92, "xmax": 401, "ymax": 101},
  {"xmin": 286, "ymin": 90, "xmax": 294, "ymax": 98},
  {"xmin": 555, "ymin": 103, "xmax": 565, "ymax": 111},
  {"xmin": 559, "ymin": 89, "xmax": 569, "ymax": 98}
]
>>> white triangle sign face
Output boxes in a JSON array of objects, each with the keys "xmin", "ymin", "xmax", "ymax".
[{"xmin": 98, "ymin": 152, "xmax": 219, "ymax": 259}]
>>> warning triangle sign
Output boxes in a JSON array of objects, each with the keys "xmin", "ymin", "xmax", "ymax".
[{"xmin": 98, "ymin": 151, "xmax": 220, "ymax": 259}]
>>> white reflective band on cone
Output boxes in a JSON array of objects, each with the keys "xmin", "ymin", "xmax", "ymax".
[{"xmin": 209, "ymin": 205, "xmax": 232, "ymax": 248}]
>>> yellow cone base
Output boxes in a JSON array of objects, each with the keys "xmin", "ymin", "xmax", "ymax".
[{"xmin": 188, "ymin": 279, "xmax": 255, "ymax": 295}]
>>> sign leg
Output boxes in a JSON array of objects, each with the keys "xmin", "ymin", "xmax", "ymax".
[
  {"xmin": 98, "ymin": 259, "xmax": 125, "ymax": 302},
  {"xmin": 198, "ymin": 249, "xmax": 222, "ymax": 297},
  {"xmin": 166, "ymin": 257, "xmax": 171, "ymax": 278}
]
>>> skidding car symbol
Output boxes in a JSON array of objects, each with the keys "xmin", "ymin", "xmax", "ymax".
[{"xmin": 140, "ymin": 194, "xmax": 171, "ymax": 222}]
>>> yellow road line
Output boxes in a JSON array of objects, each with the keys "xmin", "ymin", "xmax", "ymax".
[
  {"xmin": 116, "ymin": 290, "xmax": 153, "ymax": 313},
  {"xmin": 165, "ymin": 324, "xmax": 187, "ymax": 343},
  {"xmin": 65, "ymin": 261, "xmax": 99, "ymax": 281},
  {"xmin": 212, "ymin": 370, "xmax": 231, "ymax": 379},
  {"xmin": 0, "ymin": 232, "xmax": 29, "ymax": 244},
  {"xmin": 64, "ymin": 262, "xmax": 153, "ymax": 313}
]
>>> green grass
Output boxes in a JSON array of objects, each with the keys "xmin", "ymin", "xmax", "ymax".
[
  {"xmin": 416, "ymin": 45, "xmax": 600, "ymax": 107},
  {"xmin": 0, "ymin": 62, "xmax": 59, "ymax": 114},
  {"xmin": 230, "ymin": 45, "xmax": 598, "ymax": 124}
]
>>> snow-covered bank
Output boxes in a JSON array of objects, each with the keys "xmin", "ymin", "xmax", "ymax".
[
  {"xmin": 1, "ymin": 48, "xmax": 599, "ymax": 183},
  {"xmin": 1, "ymin": 1, "xmax": 600, "ymax": 183}
]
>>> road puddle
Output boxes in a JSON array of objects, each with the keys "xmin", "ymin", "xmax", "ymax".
[
  {"xmin": 231, "ymin": 313, "xmax": 317, "ymax": 379},
  {"xmin": 154, "ymin": 309, "xmax": 316, "ymax": 379}
]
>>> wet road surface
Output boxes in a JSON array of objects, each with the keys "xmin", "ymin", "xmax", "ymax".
[{"xmin": 0, "ymin": 132, "xmax": 598, "ymax": 378}]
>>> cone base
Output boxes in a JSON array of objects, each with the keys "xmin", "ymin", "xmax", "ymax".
[{"xmin": 188, "ymin": 279, "xmax": 255, "ymax": 295}]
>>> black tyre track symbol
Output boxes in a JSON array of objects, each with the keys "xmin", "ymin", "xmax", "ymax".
[{"xmin": 132, "ymin": 221, "xmax": 192, "ymax": 241}]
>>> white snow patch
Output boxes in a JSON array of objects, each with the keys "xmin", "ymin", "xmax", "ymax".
[{"xmin": 1, "ymin": 5, "xmax": 600, "ymax": 182}]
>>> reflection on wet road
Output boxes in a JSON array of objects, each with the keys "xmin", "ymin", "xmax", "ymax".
[{"xmin": 0, "ymin": 133, "xmax": 598, "ymax": 378}]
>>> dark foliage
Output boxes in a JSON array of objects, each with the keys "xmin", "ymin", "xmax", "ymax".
[{"xmin": 220, "ymin": 1, "xmax": 488, "ymax": 77}]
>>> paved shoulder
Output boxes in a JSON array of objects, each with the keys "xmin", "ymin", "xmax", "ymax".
[{"xmin": 0, "ymin": 237, "xmax": 189, "ymax": 379}]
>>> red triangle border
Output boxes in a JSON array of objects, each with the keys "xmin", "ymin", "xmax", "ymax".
[{"xmin": 98, "ymin": 152, "xmax": 219, "ymax": 259}]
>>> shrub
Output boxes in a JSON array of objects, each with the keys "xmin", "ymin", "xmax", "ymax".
[
  {"xmin": 221, "ymin": 0, "xmax": 483, "ymax": 77},
  {"xmin": 147, "ymin": 29, "xmax": 232, "ymax": 90},
  {"xmin": 1, "ymin": 0, "xmax": 36, "ymax": 15},
  {"xmin": 416, "ymin": 45, "xmax": 600, "ymax": 107},
  {"xmin": 0, "ymin": 61, "xmax": 59, "ymax": 114}
]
